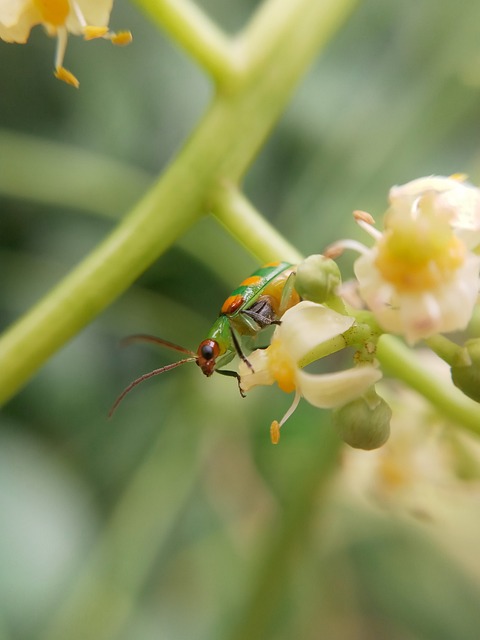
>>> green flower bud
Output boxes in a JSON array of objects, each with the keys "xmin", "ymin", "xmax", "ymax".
[
  {"xmin": 332, "ymin": 392, "xmax": 391, "ymax": 450},
  {"xmin": 451, "ymin": 339, "xmax": 480, "ymax": 402},
  {"xmin": 295, "ymin": 254, "xmax": 342, "ymax": 304}
]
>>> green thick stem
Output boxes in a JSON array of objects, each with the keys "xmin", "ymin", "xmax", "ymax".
[
  {"xmin": 0, "ymin": 0, "xmax": 358, "ymax": 405},
  {"xmin": 426, "ymin": 334, "xmax": 471, "ymax": 367},
  {"xmin": 211, "ymin": 186, "xmax": 304, "ymax": 263},
  {"xmin": 133, "ymin": 0, "xmax": 238, "ymax": 84},
  {"xmin": 377, "ymin": 335, "xmax": 480, "ymax": 436}
]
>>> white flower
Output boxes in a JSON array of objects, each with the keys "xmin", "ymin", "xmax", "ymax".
[
  {"xmin": 238, "ymin": 301, "xmax": 382, "ymax": 442},
  {"xmin": 389, "ymin": 175, "xmax": 480, "ymax": 250},
  {"xmin": 0, "ymin": 0, "xmax": 131, "ymax": 87},
  {"xmin": 351, "ymin": 176, "xmax": 480, "ymax": 344}
]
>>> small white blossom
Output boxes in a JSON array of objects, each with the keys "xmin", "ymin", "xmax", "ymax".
[
  {"xmin": 0, "ymin": 0, "xmax": 131, "ymax": 87},
  {"xmin": 239, "ymin": 301, "xmax": 382, "ymax": 442},
  {"xmin": 351, "ymin": 176, "xmax": 480, "ymax": 344},
  {"xmin": 389, "ymin": 175, "xmax": 480, "ymax": 250}
]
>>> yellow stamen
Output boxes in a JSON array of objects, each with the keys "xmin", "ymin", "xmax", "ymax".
[
  {"xmin": 375, "ymin": 199, "xmax": 466, "ymax": 293},
  {"xmin": 354, "ymin": 210, "xmax": 376, "ymax": 225},
  {"xmin": 34, "ymin": 0, "xmax": 69, "ymax": 26},
  {"xmin": 83, "ymin": 26, "xmax": 109, "ymax": 40},
  {"xmin": 110, "ymin": 31, "xmax": 133, "ymax": 46},
  {"xmin": 449, "ymin": 173, "xmax": 468, "ymax": 182},
  {"xmin": 270, "ymin": 421, "xmax": 281, "ymax": 445},
  {"xmin": 54, "ymin": 66, "xmax": 79, "ymax": 88},
  {"xmin": 376, "ymin": 235, "xmax": 465, "ymax": 292}
]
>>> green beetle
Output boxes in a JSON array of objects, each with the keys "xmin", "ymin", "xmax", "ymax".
[{"xmin": 109, "ymin": 261, "xmax": 299, "ymax": 414}]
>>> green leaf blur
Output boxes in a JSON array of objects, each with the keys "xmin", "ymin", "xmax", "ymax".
[{"xmin": 1, "ymin": 1, "xmax": 480, "ymax": 639}]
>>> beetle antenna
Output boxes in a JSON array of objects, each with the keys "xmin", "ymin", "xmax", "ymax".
[
  {"xmin": 120, "ymin": 334, "xmax": 196, "ymax": 357},
  {"xmin": 108, "ymin": 358, "xmax": 196, "ymax": 417}
]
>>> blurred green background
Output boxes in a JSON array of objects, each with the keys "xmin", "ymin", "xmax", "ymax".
[{"xmin": 2, "ymin": 1, "xmax": 480, "ymax": 639}]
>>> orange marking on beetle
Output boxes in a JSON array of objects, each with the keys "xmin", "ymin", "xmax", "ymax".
[
  {"xmin": 263, "ymin": 261, "xmax": 281, "ymax": 267},
  {"xmin": 221, "ymin": 294, "xmax": 244, "ymax": 315},
  {"xmin": 240, "ymin": 275, "xmax": 262, "ymax": 287}
]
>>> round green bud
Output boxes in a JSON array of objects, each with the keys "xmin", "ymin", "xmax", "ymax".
[
  {"xmin": 332, "ymin": 393, "xmax": 391, "ymax": 450},
  {"xmin": 295, "ymin": 254, "xmax": 342, "ymax": 304},
  {"xmin": 451, "ymin": 339, "xmax": 480, "ymax": 402}
]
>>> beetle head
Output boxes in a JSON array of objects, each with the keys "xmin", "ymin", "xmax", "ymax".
[{"xmin": 196, "ymin": 339, "xmax": 221, "ymax": 376}]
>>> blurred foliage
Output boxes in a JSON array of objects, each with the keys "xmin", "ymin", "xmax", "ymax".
[{"xmin": 2, "ymin": 0, "xmax": 480, "ymax": 639}]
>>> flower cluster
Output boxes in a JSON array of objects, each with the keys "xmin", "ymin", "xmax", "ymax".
[
  {"xmin": 239, "ymin": 301, "xmax": 382, "ymax": 444},
  {"xmin": 0, "ymin": 0, "xmax": 131, "ymax": 87},
  {"xmin": 351, "ymin": 175, "xmax": 480, "ymax": 344},
  {"xmin": 238, "ymin": 176, "xmax": 480, "ymax": 446}
]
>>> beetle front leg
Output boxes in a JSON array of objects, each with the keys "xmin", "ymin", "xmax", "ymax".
[{"xmin": 215, "ymin": 369, "xmax": 246, "ymax": 397}]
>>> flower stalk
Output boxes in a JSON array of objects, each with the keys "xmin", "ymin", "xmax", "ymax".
[
  {"xmin": 133, "ymin": 0, "xmax": 238, "ymax": 86},
  {"xmin": 0, "ymin": 0, "xmax": 358, "ymax": 405},
  {"xmin": 377, "ymin": 335, "xmax": 480, "ymax": 437}
]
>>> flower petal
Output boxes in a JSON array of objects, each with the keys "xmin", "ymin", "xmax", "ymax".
[
  {"xmin": 65, "ymin": 0, "xmax": 113, "ymax": 35},
  {"xmin": 0, "ymin": 0, "xmax": 114, "ymax": 41},
  {"xmin": 0, "ymin": 0, "xmax": 29, "ymax": 26},
  {"xmin": 356, "ymin": 247, "xmax": 480, "ymax": 343},
  {"xmin": 0, "ymin": 0, "xmax": 40, "ymax": 42},
  {"xmin": 389, "ymin": 175, "xmax": 480, "ymax": 249},
  {"xmin": 277, "ymin": 301, "xmax": 354, "ymax": 363},
  {"xmin": 398, "ymin": 256, "xmax": 480, "ymax": 343},
  {"xmin": 389, "ymin": 175, "xmax": 464, "ymax": 203},
  {"xmin": 297, "ymin": 365, "xmax": 382, "ymax": 409},
  {"xmin": 238, "ymin": 349, "xmax": 275, "ymax": 392}
]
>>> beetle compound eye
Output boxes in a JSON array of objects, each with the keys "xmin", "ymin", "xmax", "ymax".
[
  {"xmin": 197, "ymin": 339, "xmax": 219, "ymax": 363},
  {"xmin": 201, "ymin": 344, "xmax": 215, "ymax": 360}
]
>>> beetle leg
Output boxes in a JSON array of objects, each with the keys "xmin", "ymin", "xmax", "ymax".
[
  {"xmin": 243, "ymin": 310, "xmax": 281, "ymax": 326},
  {"xmin": 229, "ymin": 327, "xmax": 254, "ymax": 372},
  {"xmin": 215, "ymin": 369, "xmax": 246, "ymax": 397},
  {"xmin": 242, "ymin": 297, "xmax": 279, "ymax": 328}
]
